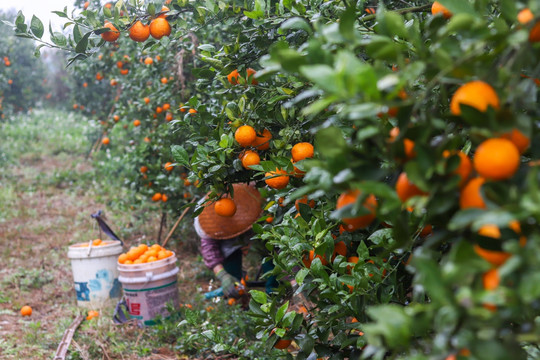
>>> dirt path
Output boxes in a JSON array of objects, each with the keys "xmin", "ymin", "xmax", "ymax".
[{"xmin": 0, "ymin": 110, "xmax": 207, "ymax": 359}]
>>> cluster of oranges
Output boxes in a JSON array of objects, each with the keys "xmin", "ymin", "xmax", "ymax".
[
  {"xmin": 101, "ymin": 7, "xmax": 172, "ymax": 44},
  {"xmin": 78, "ymin": 239, "xmax": 108, "ymax": 247},
  {"xmin": 118, "ymin": 243, "xmax": 174, "ymax": 265},
  {"xmin": 3, "ymin": 56, "xmax": 10, "ymax": 67},
  {"xmin": 233, "ymin": 124, "xmax": 315, "ymax": 190}
]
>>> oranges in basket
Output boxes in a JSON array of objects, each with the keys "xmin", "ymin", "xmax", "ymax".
[{"xmin": 118, "ymin": 243, "xmax": 174, "ymax": 265}]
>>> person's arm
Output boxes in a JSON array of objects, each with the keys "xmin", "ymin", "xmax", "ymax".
[{"xmin": 200, "ymin": 235, "xmax": 225, "ymax": 270}]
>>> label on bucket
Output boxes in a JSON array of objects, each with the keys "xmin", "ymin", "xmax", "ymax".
[
  {"xmin": 124, "ymin": 280, "xmax": 179, "ymax": 325},
  {"xmin": 74, "ymin": 269, "xmax": 121, "ymax": 304}
]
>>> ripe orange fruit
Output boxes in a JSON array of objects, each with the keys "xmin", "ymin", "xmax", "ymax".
[
  {"xmin": 102, "ymin": 137, "xmax": 110, "ymax": 145},
  {"xmin": 160, "ymin": 77, "xmax": 168, "ymax": 84},
  {"xmin": 473, "ymin": 138, "xmax": 520, "ymax": 180},
  {"xmin": 129, "ymin": 21, "xmax": 150, "ymax": 42},
  {"xmin": 291, "ymin": 142, "xmax": 314, "ymax": 162},
  {"xmin": 152, "ymin": 193, "xmax": 162, "ymax": 202},
  {"xmin": 161, "ymin": 194, "xmax": 168, "ymax": 202},
  {"xmin": 144, "ymin": 137, "xmax": 151, "ymax": 143},
  {"xmin": 20, "ymin": 305, "xmax": 32, "ymax": 316},
  {"xmin": 474, "ymin": 245, "xmax": 511, "ymax": 267},
  {"xmin": 116, "ymin": 61, "xmax": 123, "ymax": 68},
  {"xmin": 118, "ymin": 253, "xmax": 128, "ymax": 264},
  {"xmin": 500, "ymin": 128, "xmax": 530, "ymax": 154},
  {"xmin": 188, "ymin": 108, "xmax": 197, "ymax": 114},
  {"xmin": 235, "ymin": 125, "xmax": 257, "ymax": 147},
  {"xmin": 144, "ymin": 97, "xmax": 150, "ymax": 104},
  {"xmin": 336, "ymin": 189, "xmax": 377, "ymax": 230},
  {"xmin": 242, "ymin": 150, "xmax": 260, "ymax": 169},
  {"xmin": 165, "ymin": 113, "xmax": 173, "ymax": 121},
  {"xmin": 133, "ymin": 119, "xmax": 141, "ymax": 127},
  {"xmin": 164, "ymin": 162, "xmax": 174, "ymax": 171},
  {"xmin": 483, "ymin": 269, "xmax": 500, "ymax": 291},
  {"xmin": 246, "ymin": 68, "xmax": 258, "ymax": 85},
  {"xmin": 83, "ymin": 82, "xmax": 88, "ymax": 87},
  {"xmin": 252, "ymin": 129, "xmax": 272, "ymax": 150},
  {"xmin": 518, "ymin": 8, "xmax": 534, "ymax": 24},
  {"xmin": 265, "ymin": 169, "xmax": 290, "ymax": 189},
  {"xmin": 274, "ymin": 338, "xmax": 292, "ymax": 350},
  {"xmin": 431, "ymin": 1, "xmax": 452, "ymax": 19},
  {"xmin": 144, "ymin": 57, "xmax": 153, "ymax": 65},
  {"xmin": 389, "ymin": 127, "xmax": 416, "ymax": 159},
  {"xmin": 214, "ymin": 198, "xmax": 237, "ymax": 217},
  {"xmin": 96, "ymin": 72, "xmax": 103, "ymax": 81},
  {"xmin": 149, "ymin": 18, "xmax": 171, "ymax": 39},
  {"xmin": 156, "ymin": 106, "xmax": 163, "ymax": 114},
  {"xmin": 227, "ymin": 69, "xmax": 239, "ymax": 85},
  {"xmin": 443, "ymin": 150, "xmax": 472, "ymax": 187},
  {"xmin": 333, "ymin": 240, "xmax": 347, "ymax": 259},
  {"xmin": 120, "ymin": 68, "xmax": 129, "ymax": 75},
  {"xmin": 73, "ymin": 104, "xmax": 79, "ymax": 109},
  {"xmin": 395, "ymin": 172, "xmax": 427, "ymax": 202},
  {"xmin": 450, "ymin": 81, "xmax": 500, "ymax": 115},
  {"xmin": 158, "ymin": 6, "xmax": 170, "ymax": 19},
  {"xmin": 295, "ymin": 196, "xmax": 315, "ymax": 211},
  {"xmin": 163, "ymin": 103, "xmax": 170, "ymax": 111},
  {"xmin": 84, "ymin": 1, "xmax": 89, "ymax": 9},
  {"xmin": 266, "ymin": 216, "xmax": 274, "ymax": 223},
  {"xmin": 459, "ymin": 177, "xmax": 486, "ymax": 209},
  {"xmin": 140, "ymin": 166, "xmax": 148, "ymax": 173},
  {"xmin": 110, "ymin": 79, "xmax": 117, "ymax": 86},
  {"xmin": 86, "ymin": 310, "xmax": 99, "ymax": 320},
  {"xmin": 101, "ymin": 22, "xmax": 120, "ymax": 42},
  {"xmin": 113, "ymin": 115, "xmax": 120, "ymax": 122},
  {"xmin": 529, "ymin": 21, "xmax": 540, "ymax": 42}
]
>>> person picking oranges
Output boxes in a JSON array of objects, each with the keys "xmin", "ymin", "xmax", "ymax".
[{"xmin": 194, "ymin": 183, "xmax": 277, "ymax": 298}]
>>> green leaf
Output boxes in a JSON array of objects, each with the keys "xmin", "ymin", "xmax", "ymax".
[
  {"xmin": 147, "ymin": 3, "xmax": 156, "ymax": 16},
  {"xmin": 73, "ymin": 25, "xmax": 82, "ymax": 43},
  {"xmin": 75, "ymin": 32, "xmax": 91, "ymax": 53},
  {"xmin": 198, "ymin": 44, "xmax": 215, "ymax": 52},
  {"xmin": 315, "ymin": 126, "xmax": 346, "ymax": 159},
  {"xmin": 280, "ymin": 17, "xmax": 312, "ymax": 35},
  {"xmin": 30, "ymin": 15, "xmax": 44, "ymax": 39},
  {"xmin": 51, "ymin": 11, "xmax": 68, "ymax": 18},
  {"xmin": 34, "ymin": 44, "xmax": 46, "ymax": 58},
  {"xmin": 437, "ymin": 0, "xmax": 477, "ymax": 16},
  {"xmin": 250, "ymin": 289, "xmax": 267, "ymax": 304},
  {"xmin": 275, "ymin": 301, "xmax": 289, "ymax": 323},
  {"xmin": 171, "ymin": 145, "xmax": 190, "ymax": 167},
  {"xmin": 363, "ymin": 304, "xmax": 412, "ymax": 349},
  {"xmin": 339, "ymin": 7, "xmax": 356, "ymax": 40},
  {"xmin": 379, "ymin": 11, "xmax": 408, "ymax": 39},
  {"xmin": 15, "ymin": 11, "xmax": 25, "ymax": 26}
]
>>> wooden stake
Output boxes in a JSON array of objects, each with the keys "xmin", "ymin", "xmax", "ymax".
[
  {"xmin": 161, "ymin": 198, "xmax": 196, "ymax": 247},
  {"xmin": 53, "ymin": 315, "xmax": 84, "ymax": 360}
]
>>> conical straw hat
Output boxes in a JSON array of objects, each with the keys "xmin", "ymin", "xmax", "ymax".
[{"xmin": 198, "ymin": 183, "xmax": 263, "ymax": 240}]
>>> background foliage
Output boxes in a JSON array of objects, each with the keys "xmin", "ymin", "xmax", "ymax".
[{"xmin": 7, "ymin": 0, "xmax": 540, "ymax": 358}]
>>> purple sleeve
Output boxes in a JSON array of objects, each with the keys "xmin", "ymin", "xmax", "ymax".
[{"xmin": 200, "ymin": 235, "xmax": 224, "ymax": 270}]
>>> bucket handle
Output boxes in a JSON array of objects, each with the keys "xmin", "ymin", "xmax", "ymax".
[{"xmin": 118, "ymin": 267, "xmax": 179, "ymax": 285}]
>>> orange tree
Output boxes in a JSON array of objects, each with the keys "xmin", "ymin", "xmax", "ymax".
[
  {"xmin": 10, "ymin": 0, "xmax": 540, "ymax": 358},
  {"xmin": 0, "ymin": 10, "xmax": 47, "ymax": 119}
]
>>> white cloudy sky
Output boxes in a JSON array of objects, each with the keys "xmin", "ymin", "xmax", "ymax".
[{"xmin": 0, "ymin": 0, "xmax": 75, "ymax": 41}]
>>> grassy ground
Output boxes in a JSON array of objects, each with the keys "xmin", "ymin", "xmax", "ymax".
[{"xmin": 0, "ymin": 110, "xmax": 226, "ymax": 359}]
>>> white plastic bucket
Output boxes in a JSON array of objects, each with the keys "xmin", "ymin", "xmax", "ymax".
[
  {"xmin": 118, "ymin": 254, "xmax": 180, "ymax": 326},
  {"xmin": 67, "ymin": 241, "xmax": 124, "ymax": 308}
]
